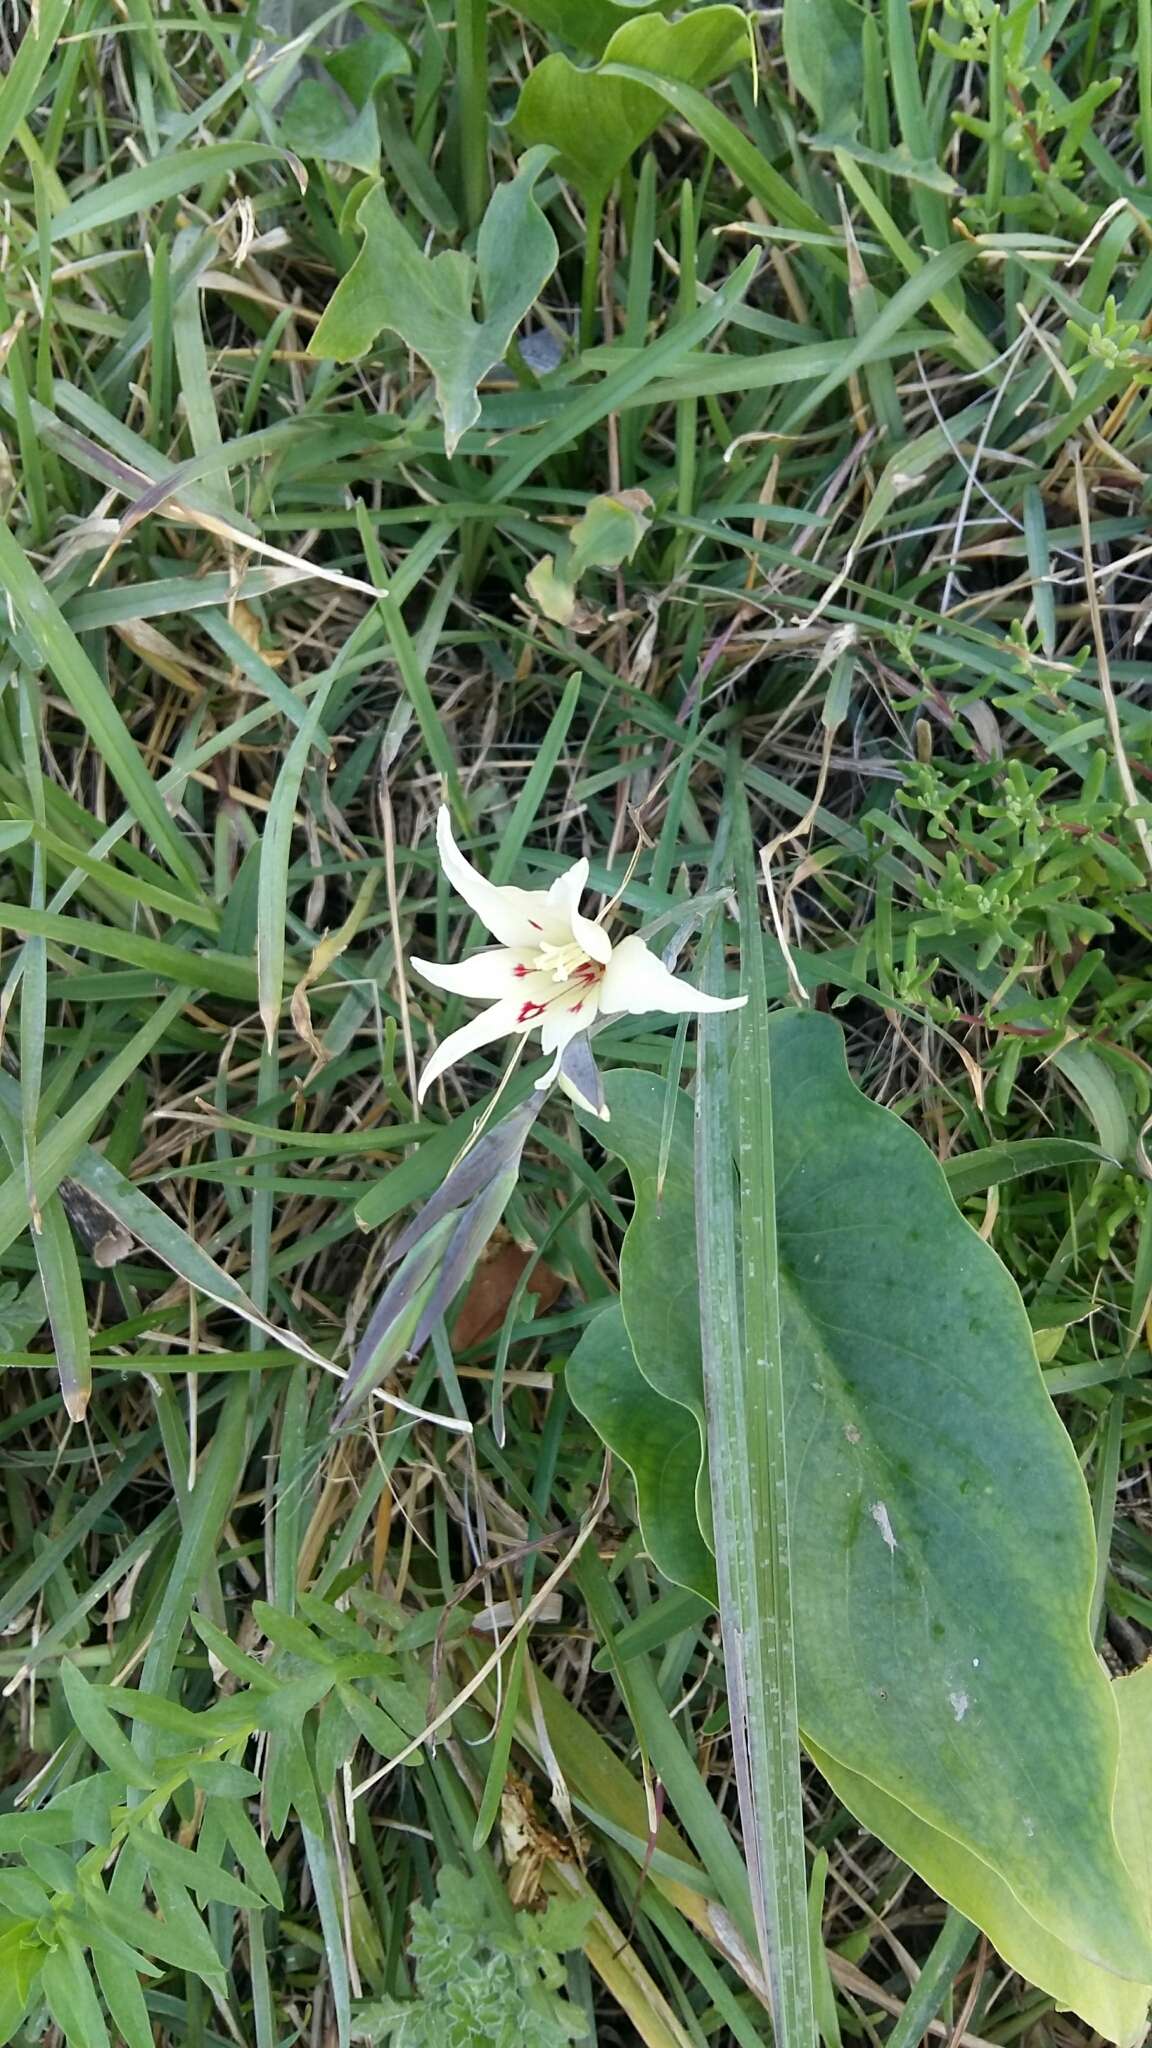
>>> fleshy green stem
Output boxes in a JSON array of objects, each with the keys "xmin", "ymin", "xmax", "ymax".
[{"xmin": 580, "ymin": 190, "xmax": 605, "ymax": 352}]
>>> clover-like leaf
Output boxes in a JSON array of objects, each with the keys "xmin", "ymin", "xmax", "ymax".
[{"xmin": 310, "ymin": 147, "xmax": 559, "ymax": 455}]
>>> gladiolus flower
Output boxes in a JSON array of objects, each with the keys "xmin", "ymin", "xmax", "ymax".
[{"xmin": 411, "ymin": 809, "xmax": 746, "ymax": 1112}]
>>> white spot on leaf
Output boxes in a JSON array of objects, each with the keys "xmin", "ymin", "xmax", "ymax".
[
  {"xmin": 949, "ymin": 1691, "xmax": 969, "ymax": 1722},
  {"xmin": 870, "ymin": 1501, "xmax": 897, "ymax": 1551}
]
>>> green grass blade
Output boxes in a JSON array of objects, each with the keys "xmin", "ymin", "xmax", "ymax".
[
  {"xmin": 257, "ymin": 672, "xmax": 339, "ymax": 1050},
  {"xmin": 0, "ymin": 0, "xmax": 71, "ymax": 161},
  {"xmin": 694, "ymin": 813, "xmax": 815, "ymax": 2047},
  {"xmin": 486, "ymin": 250, "xmax": 759, "ymax": 497},
  {"xmin": 50, "ymin": 143, "xmax": 295, "ymax": 243},
  {"xmin": 0, "ymin": 523, "xmax": 205, "ymax": 894},
  {"xmin": 0, "ymin": 988, "xmax": 188, "ymax": 1256}
]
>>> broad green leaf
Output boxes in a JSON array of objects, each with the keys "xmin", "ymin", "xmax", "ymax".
[
  {"xmin": 335, "ymin": 1683, "xmax": 414, "ymax": 1761},
  {"xmin": 96, "ymin": 1686, "xmax": 225, "ymax": 1735},
  {"xmin": 41, "ymin": 1936, "xmax": 109, "ymax": 2048},
  {"xmin": 365, "ymin": 1676, "xmax": 426, "ymax": 1736},
  {"xmin": 573, "ymin": 1026, "xmax": 1152, "ymax": 1986},
  {"xmin": 280, "ymin": 81, "xmax": 380, "ymax": 174},
  {"xmin": 0, "ymin": 1821, "xmax": 76, "ymax": 1861},
  {"xmin": 310, "ymin": 148, "xmax": 558, "ymax": 455},
  {"xmin": 72, "ymin": 1917, "xmax": 160, "ymax": 1984},
  {"xmin": 23, "ymin": 1844, "xmax": 78, "ymax": 1898},
  {"xmin": 782, "ymin": 0, "xmax": 865, "ymax": 142},
  {"xmin": 503, "ymin": 0, "xmax": 672, "ymax": 56},
  {"xmin": 220, "ymin": 1805, "xmax": 283, "ymax": 1910},
  {"xmin": 191, "ymin": 1613, "xmax": 278, "ymax": 1691},
  {"xmin": 139, "ymin": 1832, "xmax": 262, "ymax": 1910},
  {"xmin": 91, "ymin": 1942, "xmax": 153, "ymax": 2048},
  {"xmin": 811, "ymin": 1667, "xmax": 1152, "ymax": 2042},
  {"xmin": 325, "ymin": 29, "xmax": 410, "ymax": 98},
  {"xmin": 566, "ymin": 488, "xmax": 652, "ymax": 579},
  {"xmin": 314, "ymin": 1691, "xmax": 360, "ymax": 1797},
  {"xmin": 0, "ymin": 1922, "xmax": 42, "ymax": 2046},
  {"xmin": 0, "ymin": 1874, "xmax": 48, "ymax": 1920},
  {"xmin": 92, "ymin": 1891, "xmax": 224, "ymax": 1981},
  {"xmin": 254, "ymin": 1668, "xmax": 334, "ymax": 1732},
  {"xmin": 526, "ymin": 487, "xmax": 651, "ymax": 625},
  {"xmin": 296, "ymin": 1591, "xmax": 378, "ymax": 1652},
  {"xmin": 807, "ymin": 1734, "xmax": 1150, "ymax": 2045},
  {"xmin": 185, "ymin": 1760, "xmax": 263, "ymax": 1799},
  {"xmin": 592, "ymin": 1074, "xmax": 713, "ymax": 1552},
  {"xmin": 61, "ymin": 1663, "xmax": 154, "ymax": 1789},
  {"xmin": 265, "ymin": 1726, "xmax": 324, "ymax": 1838},
  {"xmin": 254, "ymin": 1599, "xmax": 337, "ymax": 1664},
  {"xmin": 567, "ymin": 1305, "xmax": 716, "ymax": 1599},
  {"xmin": 512, "ymin": 6, "xmax": 752, "ymax": 204},
  {"xmin": 143, "ymin": 1873, "xmax": 228, "ymax": 1986}
]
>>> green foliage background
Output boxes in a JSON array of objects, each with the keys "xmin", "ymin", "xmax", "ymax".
[{"xmin": 4, "ymin": 0, "xmax": 1152, "ymax": 2043}]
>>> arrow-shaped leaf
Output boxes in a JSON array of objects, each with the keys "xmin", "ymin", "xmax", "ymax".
[
  {"xmin": 512, "ymin": 6, "xmax": 751, "ymax": 205},
  {"xmin": 310, "ymin": 147, "xmax": 558, "ymax": 454}
]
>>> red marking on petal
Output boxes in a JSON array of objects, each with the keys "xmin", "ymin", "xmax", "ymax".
[
  {"xmin": 572, "ymin": 1002, "xmax": 584, "ymax": 1014},
  {"xmin": 528, "ymin": 919, "xmax": 542, "ymax": 931},
  {"xmin": 513, "ymin": 964, "xmax": 528, "ymax": 978},
  {"xmin": 518, "ymin": 1001, "xmax": 544, "ymax": 1023}
]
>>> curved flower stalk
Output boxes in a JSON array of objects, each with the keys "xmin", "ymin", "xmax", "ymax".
[{"xmin": 411, "ymin": 809, "xmax": 746, "ymax": 1117}]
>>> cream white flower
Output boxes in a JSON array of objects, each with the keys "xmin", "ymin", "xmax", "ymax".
[{"xmin": 411, "ymin": 809, "xmax": 746, "ymax": 1111}]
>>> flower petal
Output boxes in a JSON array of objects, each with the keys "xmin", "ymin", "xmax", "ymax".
[
  {"xmin": 539, "ymin": 988, "xmax": 599, "ymax": 1057},
  {"xmin": 570, "ymin": 902, "xmax": 612, "ymax": 965},
  {"xmin": 417, "ymin": 1000, "xmax": 519, "ymax": 1103},
  {"xmin": 435, "ymin": 808, "xmax": 556, "ymax": 947},
  {"xmin": 599, "ymin": 934, "xmax": 748, "ymax": 1017},
  {"xmin": 545, "ymin": 858, "xmax": 612, "ymax": 964},
  {"xmin": 410, "ymin": 948, "xmax": 531, "ymax": 1000},
  {"xmin": 557, "ymin": 1035, "xmax": 609, "ymax": 1121}
]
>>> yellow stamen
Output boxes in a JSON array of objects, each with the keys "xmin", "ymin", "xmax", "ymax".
[{"xmin": 535, "ymin": 939, "xmax": 594, "ymax": 983}]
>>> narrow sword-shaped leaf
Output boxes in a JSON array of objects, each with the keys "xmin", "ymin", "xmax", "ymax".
[{"xmin": 693, "ymin": 800, "xmax": 815, "ymax": 2047}]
